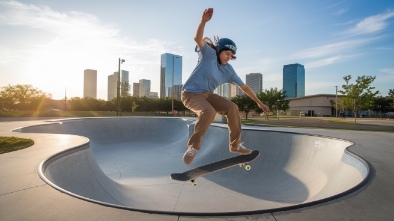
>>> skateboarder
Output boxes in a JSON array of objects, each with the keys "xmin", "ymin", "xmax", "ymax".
[{"xmin": 181, "ymin": 8, "xmax": 270, "ymax": 164}]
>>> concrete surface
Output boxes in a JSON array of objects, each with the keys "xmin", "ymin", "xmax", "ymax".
[{"xmin": 0, "ymin": 117, "xmax": 393, "ymax": 220}]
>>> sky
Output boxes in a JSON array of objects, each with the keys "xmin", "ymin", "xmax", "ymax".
[{"xmin": 0, "ymin": 0, "xmax": 393, "ymax": 100}]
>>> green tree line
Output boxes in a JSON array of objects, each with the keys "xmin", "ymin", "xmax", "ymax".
[
  {"xmin": 2, "ymin": 84, "xmax": 392, "ymax": 119},
  {"xmin": 0, "ymin": 84, "xmax": 189, "ymax": 113},
  {"xmin": 0, "ymin": 84, "xmax": 289, "ymax": 117}
]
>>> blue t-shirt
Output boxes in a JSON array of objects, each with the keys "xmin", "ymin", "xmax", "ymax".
[{"xmin": 182, "ymin": 43, "xmax": 244, "ymax": 93}]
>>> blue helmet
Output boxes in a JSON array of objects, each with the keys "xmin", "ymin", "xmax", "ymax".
[{"xmin": 215, "ymin": 38, "xmax": 237, "ymax": 55}]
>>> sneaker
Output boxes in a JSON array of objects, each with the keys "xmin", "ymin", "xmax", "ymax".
[
  {"xmin": 183, "ymin": 147, "xmax": 197, "ymax": 164},
  {"xmin": 230, "ymin": 142, "xmax": 252, "ymax": 155}
]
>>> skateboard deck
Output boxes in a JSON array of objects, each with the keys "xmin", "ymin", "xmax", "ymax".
[{"xmin": 170, "ymin": 150, "xmax": 260, "ymax": 186}]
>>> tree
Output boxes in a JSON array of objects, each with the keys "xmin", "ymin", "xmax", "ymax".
[
  {"xmin": 121, "ymin": 96, "xmax": 140, "ymax": 112},
  {"xmin": 389, "ymin": 89, "xmax": 394, "ymax": 113},
  {"xmin": 257, "ymin": 88, "xmax": 289, "ymax": 119},
  {"xmin": 389, "ymin": 89, "xmax": 394, "ymax": 97},
  {"xmin": 156, "ymin": 97, "xmax": 173, "ymax": 113},
  {"xmin": 68, "ymin": 97, "xmax": 106, "ymax": 111},
  {"xmin": 372, "ymin": 97, "xmax": 393, "ymax": 119},
  {"xmin": 230, "ymin": 95, "xmax": 256, "ymax": 119},
  {"xmin": 339, "ymin": 75, "xmax": 379, "ymax": 123},
  {"xmin": 0, "ymin": 84, "xmax": 52, "ymax": 111}
]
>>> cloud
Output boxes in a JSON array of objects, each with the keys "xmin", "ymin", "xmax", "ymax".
[
  {"xmin": 0, "ymin": 0, "xmax": 179, "ymax": 99},
  {"xmin": 380, "ymin": 68, "xmax": 394, "ymax": 74},
  {"xmin": 290, "ymin": 37, "xmax": 376, "ymax": 69},
  {"xmin": 304, "ymin": 55, "xmax": 342, "ymax": 69},
  {"xmin": 291, "ymin": 11, "xmax": 394, "ymax": 69},
  {"xmin": 294, "ymin": 38, "xmax": 376, "ymax": 59},
  {"xmin": 0, "ymin": 45, "xmax": 20, "ymax": 65},
  {"xmin": 345, "ymin": 11, "xmax": 394, "ymax": 36},
  {"xmin": 290, "ymin": 11, "xmax": 394, "ymax": 69},
  {"xmin": 375, "ymin": 68, "xmax": 394, "ymax": 85},
  {"xmin": 0, "ymin": 0, "xmax": 174, "ymax": 64},
  {"xmin": 335, "ymin": 8, "xmax": 348, "ymax": 16}
]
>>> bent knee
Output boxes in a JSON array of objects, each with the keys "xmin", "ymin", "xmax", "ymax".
[
  {"xmin": 199, "ymin": 107, "xmax": 216, "ymax": 117},
  {"xmin": 229, "ymin": 102, "xmax": 239, "ymax": 112}
]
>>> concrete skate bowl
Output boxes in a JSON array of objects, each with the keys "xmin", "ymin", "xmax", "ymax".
[{"xmin": 16, "ymin": 117, "xmax": 371, "ymax": 215}]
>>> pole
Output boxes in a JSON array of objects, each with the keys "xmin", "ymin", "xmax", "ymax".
[
  {"xmin": 117, "ymin": 58, "xmax": 121, "ymax": 116},
  {"xmin": 116, "ymin": 58, "xmax": 125, "ymax": 116},
  {"xmin": 171, "ymin": 56, "xmax": 174, "ymax": 114},
  {"xmin": 64, "ymin": 88, "xmax": 67, "ymax": 112},
  {"xmin": 335, "ymin": 86, "xmax": 338, "ymax": 118}
]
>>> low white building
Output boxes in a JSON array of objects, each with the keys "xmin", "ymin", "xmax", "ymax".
[{"xmin": 285, "ymin": 94, "xmax": 343, "ymax": 117}]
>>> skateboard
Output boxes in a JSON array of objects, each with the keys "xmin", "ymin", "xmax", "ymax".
[{"xmin": 170, "ymin": 150, "xmax": 260, "ymax": 186}]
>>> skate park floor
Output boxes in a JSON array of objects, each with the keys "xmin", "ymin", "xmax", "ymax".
[{"xmin": 0, "ymin": 117, "xmax": 393, "ymax": 221}]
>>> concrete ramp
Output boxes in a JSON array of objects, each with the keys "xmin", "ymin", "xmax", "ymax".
[{"xmin": 17, "ymin": 117, "xmax": 370, "ymax": 215}]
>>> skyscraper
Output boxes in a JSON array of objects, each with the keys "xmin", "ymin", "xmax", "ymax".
[
  {"xmin": 139, "ymin": 79, "xmax": 151, "ymax": 97},
  {"xmin": 228, "ymin": 83, "xmax": 242, "ymax": 98},
  {"xmin": 214, "ymin": 83, "xmax": 243, "ymax": 98},
  {"xmin": 246, "ymin": 73, "xmax": 263, "ymax": 94},
  {"xmin": 108, "ymin": 70, "xmax": 129, "ymax": 100},
  {"xmin": 160, "ymin": 53, "xmax": 182, "ymax": 99},
  {"xmin": 133, "ymin": 82, "xmax": 140, "ymax": 97},
  {"xmin": 283, "ymin": 63, "xmax": 305, "ymax": 98},
  {"xmin": 83, "ymin": 69, "xmax": 97, "ymax": 99},
  {"xmin": 107, "ymin": 72, "xmax": 117, "ymax": 101},
  {"xmin": 214, "ymin": 83, "xmax": 229, "ymax": 98},
  {"xmin": 121, "ymin": 70, "xmax": 129, "ymax": 96}
]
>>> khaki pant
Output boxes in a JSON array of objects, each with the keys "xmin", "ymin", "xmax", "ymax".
[{"xmin": 181, "ymin": 91, "xmax": 241, "ymax": 151}]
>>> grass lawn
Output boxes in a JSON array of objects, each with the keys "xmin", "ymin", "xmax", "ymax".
[{"xmin": 0, "ymin": 136, "xmax": 34, "ymax": 154}]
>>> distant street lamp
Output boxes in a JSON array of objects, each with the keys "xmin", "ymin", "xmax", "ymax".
[
  {"xmin": 335, "ymin": 86, "xmax": 338, "ymax": 118},
  {"xmin": 64, "ymin": 88, "xmax": 67, "ymax": 112},
  {"xmin": 277, "ymin": 99, "xmax": 280, "ymax": 120},
  {"xmin": 117, "ymin": 58, "xmax": 125, "ymax": 116},
  {"xmin": 171, "ymin": 56, "xmax": 175, "ymax": 115}
]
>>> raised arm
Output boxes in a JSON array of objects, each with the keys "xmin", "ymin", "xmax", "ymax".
[{"xmin": 194, "ymin": 8, "xmax": 214, "ymax": 50}]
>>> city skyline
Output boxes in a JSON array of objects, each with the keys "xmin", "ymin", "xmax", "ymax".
[{"xmin": 1, "ymin": 0, "xmax": 393, "ymax": 100}]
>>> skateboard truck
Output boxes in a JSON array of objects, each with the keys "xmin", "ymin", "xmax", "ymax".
[{"xmin": 239, "ymin": 163, "xmax": 251, "ymax": 170}]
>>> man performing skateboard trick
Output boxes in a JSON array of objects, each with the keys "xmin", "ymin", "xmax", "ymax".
[{"xmin": 181, "ymin": 8, "xmax": 270, "ymax": 165}]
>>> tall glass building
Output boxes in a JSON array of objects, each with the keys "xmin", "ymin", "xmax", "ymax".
[
  {"xmin": 121, "ymin": 70, "xmax": 129, "ymax": 96},
  {"xmin": 283, "ymin": 63, "xmax": 305, "ymax": 98},
  {"xmin": 160, "ymin": 53, "xmax": 182, "ymax": 99},
  {"xmin": 139, "ymin": 79, "xmax": 151, "ymax": 97}
]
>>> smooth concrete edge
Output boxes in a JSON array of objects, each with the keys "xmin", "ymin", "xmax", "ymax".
[{"xmin": 31, "ymin": 119, "xmax": 373, "ymax": 216}]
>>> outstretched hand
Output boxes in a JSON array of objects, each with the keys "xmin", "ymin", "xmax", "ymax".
[
  {"xmin": 201, "ymin": 8, "xmax": 213, "ymax": 23},
  {"xmin": 259, "ymin": 103, "xmax": 270, "ymax": 114}
]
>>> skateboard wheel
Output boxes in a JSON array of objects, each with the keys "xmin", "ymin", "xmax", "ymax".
[
  {"xmin": 239, "ymin": 163, "xmax": 245, "ymax": 167},
  {"xmin": 245, "ymin": 165, "xmax": 251, "ymax": 170},
  {"xmin": 191, "ymin": 180, "xmax": 197, "ymax": 187}
]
